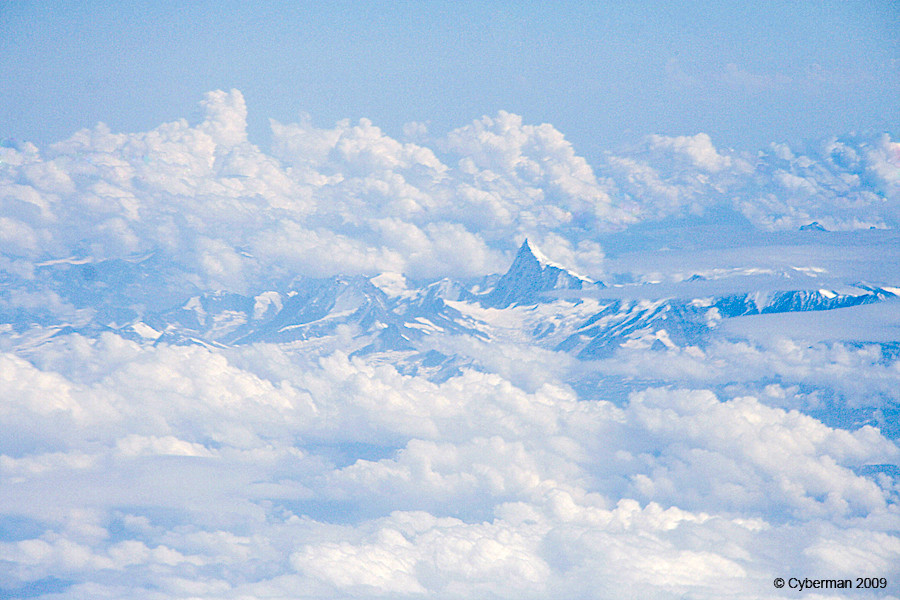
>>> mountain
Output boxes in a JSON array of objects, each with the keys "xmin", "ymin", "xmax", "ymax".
[
  {"xmin": 139, "ymin": 276, "xmax": 401, "ymax": 346},
  {"xmin": 799, "ymin": 221, "xmax": 828, "ymax": 232},
  {"xmin": 554, "ymin": 285, "xmax": 895, "ymax": 359},
  {"xmin": 3, "ymin": 242, "xmax": 897, "ymax": 376},
  {"xmin": 711, "ymin": 286, "xmax": 891, "ymax": 318},
  {"xmin": 480, "ymin": 239, "xmax": 602, "ymax": 308}
]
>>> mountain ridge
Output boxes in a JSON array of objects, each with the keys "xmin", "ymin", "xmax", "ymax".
[{"xmin": 4, "ymin": 241, "xmax": 897, "ymax": 376}]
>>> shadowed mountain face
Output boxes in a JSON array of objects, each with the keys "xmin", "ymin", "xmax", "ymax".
[{"xmin": 480, "ymin": 240, "xmax": 600, "ymax": 308}]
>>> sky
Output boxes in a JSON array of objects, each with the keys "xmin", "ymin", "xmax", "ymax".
[{"xmin": 2, "ymin": 1, "xmax": 898, "ymax": 159}]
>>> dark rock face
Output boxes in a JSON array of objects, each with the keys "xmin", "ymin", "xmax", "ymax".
[
  {"xmin": 481, "ymin": 240, "xmax": 595, "ymax": 308},
  {"xmin": 800, "ymin": 221, "xmax": 828, "ymax": 232}
]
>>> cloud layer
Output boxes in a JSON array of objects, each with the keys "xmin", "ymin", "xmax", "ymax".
[
  {"xmin": 2, "ymin": 334, "xmax": 899, "ymax": 598},
  {"xmin": 2, "ymin": 89, "xmax": 897, "ymax": 298}
]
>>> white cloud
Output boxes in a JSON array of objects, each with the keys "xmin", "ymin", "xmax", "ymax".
[
  {"xmin": 444, "ymin": 111, "xmax": 630, "ymax": 229},
  {"xmin": 196, "ymin": 89, "xmax": 248, "ymax": 148},
  {"xmin": 598, "ymin": 131, "xmax": 899, "ymax": 231},
  {"xmin": 649, "ymin": 133, "xmax": 733, "ymax": 172},
  {"xmin": 864, "ymin": 133, "xmax": 900, "ymax": 193},
  {"xmin": 619, "ymin": 388, "xmax": 896, "ymax": 518},
  {"xmin": 598, "ymin": 337, "xmax": 900, "ymax": 411},
  {"xmin": 734, "ymin": 135, "xmax": 899, "ymax": 231},
  {"xmin": 4, "ymin": 89, "xmax": 895, "ymax": 302},
  {"xmin": 0, "ymin": 216, "xmax": 40, "ymax": 254},
  {"xmin": 291, "ymin": 511, "xmax": 550, "ymax": 596},
  {"xmin": 2, "ymin": 92, "xmax": 623, "ymax": 289},
  {"xmin": 805, "ymin": 527, "xmax": 900, "ymax": 577},
  {"xmin": 2, "ymin": 330, "xmax": 898, "ymax": 598}
]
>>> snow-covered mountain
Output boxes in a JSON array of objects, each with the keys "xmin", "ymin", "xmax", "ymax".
[{"xmin": 5, "ymin": 238, "xmax": 896, "ymax": 377}]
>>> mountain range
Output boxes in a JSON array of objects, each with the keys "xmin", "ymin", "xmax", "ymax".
[{"xmin": 4, "ymin": 240, "xmax": 896, "ymax": 380}]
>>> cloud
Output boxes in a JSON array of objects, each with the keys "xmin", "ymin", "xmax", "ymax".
[
  {"xmin": 290, "ymin": 511, "xmax": 550, "ymax": 596},
  {"xmin": 864, "ymin": 133, "xmax": 900, "ymax": 193},
  {"xmin": 597, "ymin": 130, "xmax": 899, "ymax": 230},
  {"xmin": 597, "ymin": 337, "xmax": 900, "ymax": 412},
  {"xmin": 2, "ymin": 327, "xmax": 899, "ymax": 598},
  {"xmin": 598, "ymin": 133, "xmax": 753, "ymax": 220},
  {"xmin": 719, "ymin": 63, "xmax": 792, "ymax": 92},
  {"xmin": 196, "ymin": 89, "xmax": 248, "ymax": 148},
  {"xmin": 444, "ymin": 111, "xmax": 632, "ymax": 229},
  {"xmin": 733, "ymin": 135, "xmax": 900, "ymax": 231},
  {"xmin": 2, "ymin": 91, "xmax": 628, "ymax": 294},
  {"xmin": 648, "ymin": 133, "xmax": 733, "ymax": 173},
  {"xmin": 4, "ymin": 88, "xmax": 897, "ymax": 309},
  {"xmin": 618, "ymin": 388, "xmax": 896, "ymax": 519}
]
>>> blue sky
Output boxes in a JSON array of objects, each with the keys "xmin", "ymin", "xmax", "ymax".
[{"xmin": 2, "ymin": 0, "xmax": 897, "ymax": 158}]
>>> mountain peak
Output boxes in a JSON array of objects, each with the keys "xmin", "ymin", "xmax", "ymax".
[
  {"xmin": 482, "ymin": 239, "xmax": 596, "ymax": 308},
  {"xmin": 519, "ymin": 238, "xmax": 555, "ymax": 268},
  {"xmin": 519, "ymin": 238, "xmax": 595, "ymax": 282},
  {"xmin": 799, "ymin": 221, "xmax": 828, "ymax": 232}
]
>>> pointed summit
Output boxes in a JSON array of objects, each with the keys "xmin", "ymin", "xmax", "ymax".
[{"xmin": 482, "ymin": 239, "xmax": 597, "ymax": 308}]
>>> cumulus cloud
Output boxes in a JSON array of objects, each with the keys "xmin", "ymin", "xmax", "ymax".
[
  {"xmin": 2, "ymin": 329, "xmax": 898, "ymax": 598},
  {"xmin": 4, "ymin": 88, "xmax": 897, "ymax": 306},
  {"xmin": 598, "ymin": 130, "xmax": 899, "ymax": 230},
  {"xmin": 648, "ymin": 133, "xmax": 734, "ymax": 172},
  {"xmin": 597, "ymin": 337, "xmax": 900, "ymax": 413},
  {"xmin": 598, "ymin": 133, "xmax": 754, "ymax": 220},
  {"xmin": 733, "ymin": 135, "xmax": 900, "ymax": 231},
  {"xmin": 444, "ymin": 111, "xmax": 633, "ymax": 229},
  {"xmin": 4, "ymin": 91, "xmax": 629, "ymax": 293},
  {"xmin": 618, "ymin": 388, "xmax": 896, "ymax": 519}
]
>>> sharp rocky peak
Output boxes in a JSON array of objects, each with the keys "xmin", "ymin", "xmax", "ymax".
[{"xmin": 481, "ymin": 239, "xmax": 597, "ymax": 308}]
